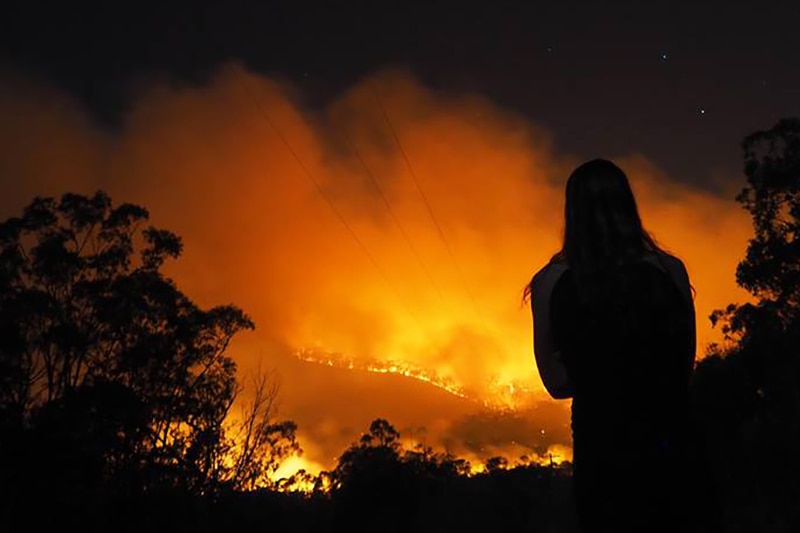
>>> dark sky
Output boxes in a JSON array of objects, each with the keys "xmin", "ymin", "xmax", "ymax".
[{"xmin": 2, "ymin": 0, "xmax": 799, "ymax": 189}]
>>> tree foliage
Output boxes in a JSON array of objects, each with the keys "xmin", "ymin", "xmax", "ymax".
[
  {"xmin": 320, "ymin": 418, "xmax": 574, "ymax": 533},
  {"xmin": 0, "ymin": 191, "xmax": 296, "ymax": 504},
  {"xmin": 737, "ymin": 118, "xmax": 800, "ymax": 311},
  {"xmin": 695, "ymin": 118, "xmax": 800, "ymax": 532}
]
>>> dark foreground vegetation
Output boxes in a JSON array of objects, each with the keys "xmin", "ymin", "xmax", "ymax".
[{"xmin": 1, "ymin": 118, "xmax": 799, "ymax": 532}]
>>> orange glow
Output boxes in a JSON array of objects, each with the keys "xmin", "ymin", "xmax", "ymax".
[
  {"xmin": 540, "ymin": 444, "xmax": 574, "ymax": 465},
  {"xmin": 0, "ymin": 64, "xmax": 752, "ymax": 474},
  {"xmin": 271, "ymin": 454, "xmax": 326, "ymax": 490}
]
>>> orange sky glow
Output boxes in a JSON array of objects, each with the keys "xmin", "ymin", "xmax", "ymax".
[{"xmin": 0, "ymin": 64, "xmax": 753, "ymax": 480}]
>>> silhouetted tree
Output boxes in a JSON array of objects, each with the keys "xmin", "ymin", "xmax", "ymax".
[
  {"xmin": 322, "ymin": 418, "xmax": 579, "ymax": 532},
  {"xmin": 332, "ymin": 418, "xmax": 403, "ymax": 489},
  {"xmin": 402, "ymin": 441, "xmax": 471, "ymax": 479},
  {"xmin": 0, "ymin": 192, "xmax": 296, "ymax": 518},
  {"xmin": 484, "ymin": 455, "xmax": 509, "ymax": 472},
  {"xmin": 736, "ymin": 119, "xmax": 800, "ymax": 315},
  {"xmin": 222, "ymin": 369, "xmax": 300, "ymax": 491},
  {"xmin": 694, "ymin": 118, "xmax": 800, "ymax": 532}
]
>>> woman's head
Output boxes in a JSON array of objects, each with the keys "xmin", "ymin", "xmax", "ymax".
[
  {"xmin": 559, "ymin": 159, "xmax": 659, "ymax": 269},
  {"xmin": 523, "ymin": 159, "xmax": 664, "ymax": 303}
]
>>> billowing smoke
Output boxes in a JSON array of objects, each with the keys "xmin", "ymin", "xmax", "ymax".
[{"xmin": 0, "ymin": 63, "xmax": 751, "ymax": 474}]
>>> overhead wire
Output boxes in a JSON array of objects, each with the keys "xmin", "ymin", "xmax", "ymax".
[
  {"xmin": 369, "ymin": 86, "xmax": 483, "ymax": 316},
  {"xmin": 230, "ymin": 68, "xmax": 490, "ymax": 368},
  {"xmin": 236, "ymin": 77, "xmax": 430, "ymax": 333},
  {"xmin": 334, "ymin": 118, "xmax": 484, "ymax": 366},
  {"xmin": 336, "ymin": 127, "xmax": 447, "ymax": 304}
]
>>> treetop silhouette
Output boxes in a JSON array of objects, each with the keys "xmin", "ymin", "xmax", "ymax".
[{"xmin": 0, "ymin": 191, "xmax": 296, "ymax": 498}]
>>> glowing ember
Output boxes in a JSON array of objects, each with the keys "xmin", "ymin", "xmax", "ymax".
[
  {"xmin": 294, "ymin": 347, "xmax": 543, "ymax": 410},
  {"xmin": 294, "ymin": 347, "xmax": 469, "ymax": 399}
]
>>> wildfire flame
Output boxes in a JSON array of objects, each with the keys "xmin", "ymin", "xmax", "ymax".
[{"xmin": 294, "ymin": 347, "xmax": 545, "ymax": 410}]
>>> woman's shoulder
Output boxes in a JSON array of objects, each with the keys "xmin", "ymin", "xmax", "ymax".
[
  {"xmin": 651, "ymin": 250, "xmax": 687, "ymax": 270},
  {"xmin": 641, "ymin": 250, "xmax": 693, "ymax": 301},
  {"xmin": 642, "ymin": 250, "xmax": 689, "ymax": 281},
  {"xmin": 530, "ymin": 258, "xmax": 570, "ymax": 295}
]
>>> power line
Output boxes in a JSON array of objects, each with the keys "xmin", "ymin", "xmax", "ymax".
[
  {"xmin": 337, "ymin": 127, "xmax": 447, "ymax": 304},
  {"xmin": 370, "ymin": 86, "xmax": 482, "ymax": 313},
  {"xmin": 337, "ymin": 121, "xmax": 484, "ymax": 367},
  {"xmin": 238, "ymin": 79, "xmax": 427, "ymax": 332}
]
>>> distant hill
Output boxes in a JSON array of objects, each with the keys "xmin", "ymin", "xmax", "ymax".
[{"xmin": 262, "ymin": 346, "xmax": 571, "ymax": 471}]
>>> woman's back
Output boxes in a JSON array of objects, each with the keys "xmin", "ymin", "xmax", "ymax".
[
  {"xmin": 548, "ymin": 255, "xmax": 713, "ymax": 531},
  {"xmin": 550, "ymin": 257, "xmax": 694, "ymax": 443}
]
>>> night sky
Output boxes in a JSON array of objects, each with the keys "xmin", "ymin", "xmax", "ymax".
[{"xmin": 3, "ymin": 0, "xmax": 799, "ymax": 189}]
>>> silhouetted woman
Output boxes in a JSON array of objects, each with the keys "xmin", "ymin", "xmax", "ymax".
[{"xmin": 527, "ymin": 159, "xmax": 721, "ymax": 532}]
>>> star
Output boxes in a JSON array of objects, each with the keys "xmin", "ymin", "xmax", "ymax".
[
  {"xmin": 698, "ymin": 107, "xmax": 707, "ymax": 116},
  {"xmin": 660, "ymin": 52, "xmax": 668, "ymax": 61}
]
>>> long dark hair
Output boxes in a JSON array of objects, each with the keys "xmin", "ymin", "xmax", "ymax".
[
  {"xmin": 558, "ymin": 159, "xmax": 660, "ymax": 270},
  {"xmin": 524, "ymin": 159, "xmax": 664, "ymax": 302}
]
